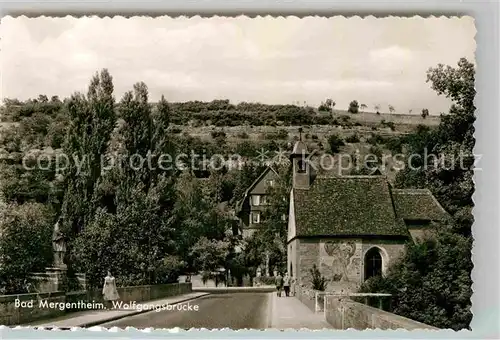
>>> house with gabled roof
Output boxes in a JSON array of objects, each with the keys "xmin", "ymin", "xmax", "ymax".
[
  {"xmin": 286, "ymin": 140, "xmax": 449, "ymax": 294},
  {"xmin": 235, "ymin": 165, "xmax": 280, "ymax": 238}
]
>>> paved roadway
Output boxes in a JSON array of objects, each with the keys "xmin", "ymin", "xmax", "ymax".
[{"xmin": 99, "ymin": 293, "xmax": 270, "ymax": 330}]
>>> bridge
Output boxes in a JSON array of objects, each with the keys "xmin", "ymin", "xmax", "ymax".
[{"xmin": 1, "ymin": 282, "xmax": 437, "ymax": 330}]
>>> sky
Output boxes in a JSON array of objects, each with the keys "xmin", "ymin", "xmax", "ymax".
[{"xmin": 1, "ymin": 16, "xmax": 475, "ymax": 114}]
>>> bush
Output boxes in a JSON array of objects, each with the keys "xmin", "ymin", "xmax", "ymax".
[
  {"xmin": 265, "ymin": 129, "xmax": 288, "ymax": 140},
  {"xmin": 318, "ymin": 104, "xmax": 332, "ymax": 112},
  {"xmin": 385, "ymin": 136, "xmax": 405, "ymax": 154},
  {"xmin": 235, "ymin": 141, "xmax": 258, "ymax": 157},
  {"xmin": 367, "ymin": 134, "xmax": 386, "ymax": 145},
  {"xmin": 386, "ymin": 122, "xmax": 396, "ymax": 131},
  {"xmin": 211, "ymin": 130, "xmax": 226, "ymax": 139},
  {"xmin": 380, "ymin": 120, "xmax": 396, "ymax": 131},
  {"xmin": 237, "ymin": 131, "xmax": 249, "ymax": 139},
  {"xmin": 310, "ymin": 264, "xmax": 327, "ymax": 291},
  {"xmin": 345, "ymin": 133, "xmax": 360, "ymax": 143},
  {"xmin": 327, "ymin": 134, "xmax": 345, "ymax": 153}
]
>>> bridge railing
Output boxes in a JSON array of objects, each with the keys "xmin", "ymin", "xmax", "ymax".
[
  {"xmin": 316, "ymin": 292, "xmax": 392, "ymax": 314},
  {"xmin": 323, "ymin": 293, "xmax": 438, "ymax": 330}
]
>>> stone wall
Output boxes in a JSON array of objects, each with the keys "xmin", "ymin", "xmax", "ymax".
[
  {"xmin": 319, "ymin": 238, "xmax": 362, "ymax": 293},
  {"xmin": 361, "ymin": 239, "xmax": 406, "ymax": 280},
  {"xmin": 293, "ymin": 238, "xmax": 406, "ymax": 293},
  {"xmin": 82, "ymin": 282, "xmax": 192, "ymax": 305},
  {"xmin": 0, "ymin": 291, "xmax": 66, "ymax": 326},
  {"xmin": 0, "ymin": 283, "xmax": 192, "ymax": 326},
  {"xmin": 30, "ymin": 271, "xmax": 87, "ymax": 293},
  {"xmin": 325, "ymin": 296, "xmax": 438, "ymax": 330},
  {"xmin": 297, "ymin": 239, "xmax": 319, "ymax": 291},
  {"xmin": 287, "ymin": 239, "xmax": 299, "ymax": 280},
  {"xmin": 294, "ymin": 284, "xmax": 316, "ymax": 312}
]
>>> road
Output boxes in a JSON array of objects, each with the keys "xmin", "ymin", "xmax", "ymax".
[{"xmin": 99, "ymin": 293, "xmax": 270, "ymax": 329}]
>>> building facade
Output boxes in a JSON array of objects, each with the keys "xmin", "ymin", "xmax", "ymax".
[
  {"xmin": 236, "ymin": 166, "xmax": 280, "ymax": 238},
  {"xmin": 286, "ymin": 141, "xmax": 449, "ymax": 294}
]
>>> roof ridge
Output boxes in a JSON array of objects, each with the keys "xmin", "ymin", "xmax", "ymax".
[
  {"xmin": 393, "ymin": 188, "xmax": 432, "ymax": 194},
  {"xmin": 315, "ymin": 175, "xmax": 386, "ymax": 180}
]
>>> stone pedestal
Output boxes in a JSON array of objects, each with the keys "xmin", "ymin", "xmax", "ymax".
[
  {"xmin": 30, "ymin": 267, "xmax": 66, "ymax": 293},
  {"xmin": 30, "ymin": 267, "xmax": 87, "ymax": 293}
]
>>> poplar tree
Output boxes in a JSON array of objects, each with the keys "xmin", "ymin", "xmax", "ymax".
[{"xmin": 60, "ymin": 69, "xmax": 116, "ymax": 238}]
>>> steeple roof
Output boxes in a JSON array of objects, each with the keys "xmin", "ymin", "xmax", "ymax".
[{"xmin": 291, "ymin": 140, "xmax": 308, "ymax": 156}]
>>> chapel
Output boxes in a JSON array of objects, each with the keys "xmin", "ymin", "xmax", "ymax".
[{"xmin": 286, "ymin": 140, "xmax": 449, "ymax": 293}]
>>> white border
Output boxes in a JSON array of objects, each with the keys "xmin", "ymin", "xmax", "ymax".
[{"xmin": 0, "ymin": 1, "xmax": 498, "ymax": 339}]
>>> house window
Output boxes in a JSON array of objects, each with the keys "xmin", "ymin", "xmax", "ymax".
[
  {"xmin": 251, "ymin": 212, "xmax": 261, "ymax": 224},
  {"xmin": 251, "ymin": 195, "xmax": 260, "ymax": 206},
  {"xmin": 267, "ymin": 179, "xmax": 274, "ymax": 187},
  {"xmin": 261, "ymin": 195, "xmax": 267, "ymax": 205},
  {"xmin": 364, "ymin": 248, "xmax": 383, "ymax": 281}
]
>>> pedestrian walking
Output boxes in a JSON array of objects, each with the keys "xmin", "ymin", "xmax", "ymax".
[
  {"xmin": 275, "ymin": 272, "xmax": 283, "ymax": 297},
  {"xmin": 283, "ymin": 273, "xmax": 291, "ymax": 297},
  {"xmin": 102, "ymin": 270, "xmax": 120, "ymax": 309}
]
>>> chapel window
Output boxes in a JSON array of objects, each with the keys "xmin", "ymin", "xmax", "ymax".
[{"xmin": 364, "ymin": 248, "xmax": 383, "ymax": 280}]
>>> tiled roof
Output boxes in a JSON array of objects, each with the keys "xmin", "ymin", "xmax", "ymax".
[
  {"xmin": 292, "ymin": 176, "xmax": 409, "ymax": 237},
  {"xmin": 392, "ymin": 189, "xmax": 449, "ymax": 221}
]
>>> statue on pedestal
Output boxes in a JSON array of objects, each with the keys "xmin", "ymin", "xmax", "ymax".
[{"xmin": 52, "ymin": 217, "xmax": 67, "ymax": 270}]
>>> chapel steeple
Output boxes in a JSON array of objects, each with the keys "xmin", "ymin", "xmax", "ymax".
[{"xmin": 290, "ymin": 128, "xmax": 310, "ymax": 189}]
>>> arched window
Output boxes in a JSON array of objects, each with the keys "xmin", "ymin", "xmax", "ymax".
[
  {"xmin": 364, "ymin": 248, "xmax": 382, "ymax": 280},
  {"xmin": 297, "ymin": 159, "xmax": 306, "ymax": 173}
]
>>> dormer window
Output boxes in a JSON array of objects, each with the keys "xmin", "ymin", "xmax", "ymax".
[
  {"xmin": 297, "ymin": 159, "xmax": 307, "ymax": 173},
  {"xmin": 251, "ymin": 195, "xmax": 260, "ymax": 206}
]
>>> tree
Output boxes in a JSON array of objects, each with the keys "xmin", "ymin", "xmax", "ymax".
[
  {"xmin": 60, "ymin": 69, "xmax": 117, "ymax": 239},
  {"xmin": 421, "ymin": 108, "xmax": 429, "ymax": 119},
  {"xmin": 189, "ymin": 237, "xmax": 230, "ymax": 273},
  {"xmin": 348, "ymin": 100, "xmax": 359, "ymax": 114},
  {"xmin": 388, "ymin": 105, "xmax": 395, "ymax": 113},
  {"xmin": 324, "ymin": 98, "xmax": 336, "ymax": 110},
  {"xmin": 360, "ymin": 103, "xmax": 367, "ymax": 111},
  {"xmin": 173, "ymin": 172, "xmax": 227, "ymax": 272},
  {"xmin": 0, "ymin": 203, "xmax": 55, "ymax": 294},
  {"xmin": 396, "ymin": 57, "xmax": 475, "ymax": 236},
  {"xmin": 38, "ymin": 94, "xmax": 48, "ymax": 103},
  {"xmin": 374, "ymin": 58, "xmax": 476, "ymax": 330},
  {"xmin": 360, "ymin": 227, "xmax": 472, "ymax": 330},
  {"xmin": 318, "ymin": 102, "xmax": 332, "ymax": 113}
]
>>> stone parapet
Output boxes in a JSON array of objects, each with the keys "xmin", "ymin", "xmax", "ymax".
[
  {"xmin": 0, "ymin": 282, "xmax": 192, "ymax": 326},
  {"xmin": 324, "ymin": 296, "xmax": 438, "ymax": 330},
  {"xmin": 0, "ymin": 291, "xmax": 66, "ymax": 326}
]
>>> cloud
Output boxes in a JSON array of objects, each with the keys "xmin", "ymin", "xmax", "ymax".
[
  {"xmin": 369, "ymin": 46, "xmax": 413, "ymax": 62},
  {"xmin": 0, "ymin": 16, "xmax": 475, "ymax": 114}
]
